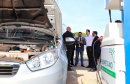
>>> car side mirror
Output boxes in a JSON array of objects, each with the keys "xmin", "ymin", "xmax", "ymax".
[{"xmin": 64, "ymin": 37, "xmax": 75, "ymax": 45}]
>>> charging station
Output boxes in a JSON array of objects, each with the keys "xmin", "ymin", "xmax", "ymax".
[
  {"xmin": 100, "ymin": 0, "xmax": 129, "ymax": 84},
  {"xmin": 101, "ymin": 23, "xmax": 125, "ymax": 84}
]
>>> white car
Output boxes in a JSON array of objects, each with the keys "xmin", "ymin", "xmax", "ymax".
[{"xmin": 0, "ymin": 0, "xmax": 68, "ymax": 84}]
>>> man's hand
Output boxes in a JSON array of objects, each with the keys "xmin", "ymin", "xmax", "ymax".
[{"xmin": 79, "ymin": 41, "xmax": 83, "ymax": 44}]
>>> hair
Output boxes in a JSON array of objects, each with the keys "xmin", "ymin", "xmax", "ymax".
[
  {"xmin": 78, "ymin": 32, "xmax": 82, "ymax": 34},
  {"xmin": 115, "ymin": 20, "xmax": 122, "ymax": 23},
  {"xmin": 100, "ymin": 36, "xmax": 103, "ymax": 38},
  {"xmin": 67, "ymin": 26, "xmax": 71, "ymax": 31},
  {"xmin": 86, "ymin": 29, "xmax": 90, "ymax": 33},
  {"xmin": 93, "ymin": 31, "xmax": 98, "ymax": 35}
]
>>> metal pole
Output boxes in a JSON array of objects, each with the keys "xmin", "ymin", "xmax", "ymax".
[{"xmin": 109, "ymin": 10, "xmax": 112, "ymax": 23}]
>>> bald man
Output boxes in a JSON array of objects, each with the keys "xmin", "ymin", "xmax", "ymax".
[
  {"xmin": 63, "ymin": 27, "xmax": 74, "ymax": 71},
  {"xmin": 63, "ymin": 27, "xmax": 72, "ymax": 40}
]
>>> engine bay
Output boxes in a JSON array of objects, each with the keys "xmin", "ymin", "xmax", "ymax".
[{"xmin": 0, "ymin": 44, "xmax": 54, "ymax": 62}]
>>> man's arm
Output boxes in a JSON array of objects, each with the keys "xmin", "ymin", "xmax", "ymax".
[
  {"xmin": 75, "ymin": 38, "xmax": 79, "ymax": 45},
  {"xmin": 82, "ymin": 37, "xmax": 86, "ymax": 45},
  {"xmin": 93, "ymin": 36, "xmax": 99, "ymax": 47},
  {"xmin": 70, "ymin": 32, "xmax": 74, "ymax": 38},
  {"xmin": 62, "ymin": 33, "xmax": 65, "ymax": 41}
]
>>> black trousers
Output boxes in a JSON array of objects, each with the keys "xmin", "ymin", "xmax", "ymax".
[
  {"xmin": 86, "ymin": 46, "xmax": 93, "ymax": 67},
  {"xmin": 92, "ymin": 52, "xmax": 101, "ymax": 69},
  {"xmin": 67, "ymin": 49, "xmax": 73, "ymax": 69},
  {"xmin": 71, "ymin": 49, "xmax": 75, "ymax": 65}
]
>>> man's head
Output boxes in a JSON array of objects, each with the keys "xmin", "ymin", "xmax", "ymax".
[
  {"xmin": 67, "ymin": 27, "xmax": 71, "ymax": 32},
  {"xmin": 92, "ymin": 31, "xmax": 98, "ymax": 37},
  {"xmin": 100, "ymin": 36, "xmax": 103, "ymax": 41},
  {"xmin": 78, "ymin": 32, "xmax": 82, "ymax": 37},
  {"xmin": 86, "ymin": 29, "xmax": 90, "ymax": 36}
]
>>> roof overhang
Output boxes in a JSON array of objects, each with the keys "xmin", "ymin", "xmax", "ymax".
[{"xmin": 105, "ymin": 0, "xmax": 124, "ymax": 10}]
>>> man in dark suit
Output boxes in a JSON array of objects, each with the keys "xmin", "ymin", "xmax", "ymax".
[
  {"xmin": 63, "ymin": 27, "xmax": 74, "ymax": 71},
  {"xmin": 71, "ymin": 33, "xmax": 75, "ymax": 66},
  {"xmin": 75, "ymin": 32, "xmax": 86, "ymax": 67},
  {"xmin": 90, "ymin": 31, "xmax": 101, "ymax": 72}
]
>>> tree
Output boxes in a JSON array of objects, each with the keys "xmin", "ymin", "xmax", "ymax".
[{"xmin": 74, "ymin": 32, "xmax": 87, "ymax": 38}]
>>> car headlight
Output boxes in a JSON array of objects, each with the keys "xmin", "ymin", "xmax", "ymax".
[{"xmin": 26, "ymin": 49, "xmax": 59, "ymax": 71}]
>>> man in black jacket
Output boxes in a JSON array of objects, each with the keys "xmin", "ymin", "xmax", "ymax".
[
  {"xmin": 71, "ymin": 33, "xmax": 75, "ymax": 66},
  {"xmin": 90, "ymin": 31, "xmax": 101, "ymax": 72},
  {"xmin": 63, "ymin": 27, "xmax": 74, "ymax": 71}
]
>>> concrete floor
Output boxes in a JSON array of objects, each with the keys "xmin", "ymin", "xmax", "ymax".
[{"xmin": 66, "ymin": 57, "xmax": 101, "ymax": 84}]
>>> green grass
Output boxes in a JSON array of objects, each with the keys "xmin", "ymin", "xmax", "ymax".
[
  {"xmin": 83, "ymin": 54, "xmax": 87, "ymax": 56},
  {"xmin": 74, "ymin": 54, "xmax": 87, "ymax": 57}
]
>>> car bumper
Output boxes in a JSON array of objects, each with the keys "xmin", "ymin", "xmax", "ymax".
[{"xmin": 0, "ymin": 59, "xmax": 67, "ymax": 84}]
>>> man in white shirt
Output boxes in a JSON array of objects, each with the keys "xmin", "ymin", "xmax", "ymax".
[{"xmin": 85, "ymin": 29, "xmax": 94, "ymax": 68}]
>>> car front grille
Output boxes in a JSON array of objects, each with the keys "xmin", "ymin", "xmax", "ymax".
[{"xmin": 0, "ymin": 61, "xmax": 20, "ymax": 75}]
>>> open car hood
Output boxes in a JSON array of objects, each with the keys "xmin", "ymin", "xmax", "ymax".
[{"xmin": 0, "ymin": 0, "xmax": 52, "ymax": 28}]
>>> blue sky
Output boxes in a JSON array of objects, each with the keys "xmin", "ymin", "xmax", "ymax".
[{"xmin": 56, "ymin": 0, "xmax": 122, "ymax": 37}]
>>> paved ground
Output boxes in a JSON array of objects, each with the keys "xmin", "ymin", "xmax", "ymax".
[{"xmin": 66, "ymin": 57, "xmax": 101, "ymax": 84}]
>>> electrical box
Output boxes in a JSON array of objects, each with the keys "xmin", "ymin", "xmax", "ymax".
[{"xmin": 101, "ymin": 23, "xmax": 125, "ymax": 84}]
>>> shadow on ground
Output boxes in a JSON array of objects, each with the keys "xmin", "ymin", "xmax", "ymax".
[{"xmin": 66, "ymin": 57, "xmax": 101, "ymax": 84}]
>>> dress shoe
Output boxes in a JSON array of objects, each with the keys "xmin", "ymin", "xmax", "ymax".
[
  {"xmin": 90, "ymin": 68, "xmax": 97, "ymax": 72},
  {"xmin": 68, "ymin": 68, "xmax": 74, "ymax": 71},
  {"xmin": 81, "ymin": 65, "xmax": 85, "ymax": 67},
  {"xmin": 71, "ymin": 64, "xmax": 74, "ymax": 66},
  {"xmin": 86, "ymin": 66, "xmax": 91, "ymax": 68},
  {"xmin": 74, "ymin": 64, "xmax": 77, "ymax": 67},
  {"xmin": 70, "ymin": 65, "xmax": 73, "ymax": 67}
]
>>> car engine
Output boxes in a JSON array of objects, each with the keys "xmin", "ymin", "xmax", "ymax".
[{"xmin": 0, "ymin": 44, "xmax": 54, "ymax": 62}]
